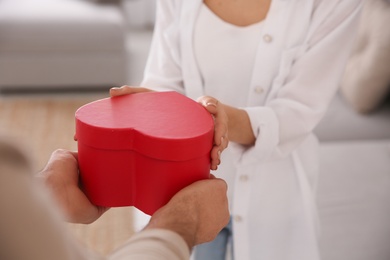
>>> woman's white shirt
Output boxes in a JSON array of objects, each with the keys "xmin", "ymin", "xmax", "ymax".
[
  {"xmin": 142, "ymin": 0, "xmax": 362, "ymax": 162},
  {"xmin": 141, "ymin": 1, "xmax": 363, "ymax": 259}
]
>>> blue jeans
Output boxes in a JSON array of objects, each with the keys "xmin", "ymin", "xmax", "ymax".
[{"xmin": 193, "ymin": 218, "xmax": 234, "ymax": 260}]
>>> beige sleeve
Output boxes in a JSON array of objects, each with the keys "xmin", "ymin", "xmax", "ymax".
[
  {"xmin": 0, "ymin": 139, "xmax": 100, "ymax": 260},
  {"xmin": 109, "ymin": 229, "xmax": 190, "ymax": 260}
]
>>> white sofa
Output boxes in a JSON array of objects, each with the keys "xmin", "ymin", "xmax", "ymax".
[{"xmin": 0, "ymin": 0, "xmax": 127, "ymax": 90}]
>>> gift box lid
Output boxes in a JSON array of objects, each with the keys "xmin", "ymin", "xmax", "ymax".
[{"xmin": 75, "ymin": 91, "xmax": 214, "ymax": 161}]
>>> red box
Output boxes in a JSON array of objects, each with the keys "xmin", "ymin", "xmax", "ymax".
[{"xmin": 75, "ymin": 91, "xmax": 214, "ymax": 215}]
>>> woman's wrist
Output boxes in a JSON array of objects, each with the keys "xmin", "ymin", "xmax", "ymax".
[{"xmin": 222, "ymin": 103, "xmax": 255, "ymax": 145}]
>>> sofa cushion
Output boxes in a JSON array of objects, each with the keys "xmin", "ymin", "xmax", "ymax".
[
  {"xmin": 0, "ymin": 0, "xmax": 127, "ymax": 88},
  {"xmin": 314, "ymin": 93, "xmax": 390, "ymax": 142},
  {"xmin": 0, "ymin": 0, "xmax": 125, "ymax": 53},
  {"xmin": 340, "ymin": 0, "xmax": 390, "ymax": 113}
]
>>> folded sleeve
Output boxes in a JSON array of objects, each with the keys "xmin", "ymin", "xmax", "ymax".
[{"xmin": 243, "ymin": 0, "xmax": 363, "ymax": 162}]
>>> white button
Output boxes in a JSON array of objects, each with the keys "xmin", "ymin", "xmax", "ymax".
[
  {"xmin": 254, "ymin": 86, "xmax": 264, "ymax": 94},
  {"xmin": 263, "ymin": 34, "xmax": 273, "ymax": 43},
  {"xmin": 240, "ymin": 175, "xmax": 249, "ymax": 181},
  {"xmin": 234, "ymin": 215, "xmax": 243, "ymax": 222}
]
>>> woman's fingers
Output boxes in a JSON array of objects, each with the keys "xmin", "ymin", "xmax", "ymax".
[
  {"xmin": 199, "ymin": 96, "xmax": 228, "ymax": 147},
  {"xmin": 197, "ymin": 96, "xmax": 229, "ymax": 171},
  {"xmin": 210, "ymin": 146, "xmax": 221, "ymax": 170},
  {"xmin": 109, "ymin": 85, "xmax": 153, "ymax": 97}
]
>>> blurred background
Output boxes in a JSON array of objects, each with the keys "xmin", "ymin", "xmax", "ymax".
[
  {"xmin": 0, "ymin": 0, "xmax": 156, "ymax": 93},
  {"xmin": 0, "ymin": 0, "xmax": 389, "ymax": 259},
  {"xmin": 0, "ymin": 0, "xmax": 156, "ymax": 256}
]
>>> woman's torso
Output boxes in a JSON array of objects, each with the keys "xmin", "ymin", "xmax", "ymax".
[{"xmin": 194, "ymin": 3, "xmax": 268, "ymax": 196}]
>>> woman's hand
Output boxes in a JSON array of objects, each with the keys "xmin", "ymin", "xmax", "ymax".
[
  {"xmin": 110, "ymin": 85, "xmax": 153, "ymax": 97},
  {"xmin": 197, "ymin": 96, "xmax": 229, "ymax": 170},
  {"xmin": 110, "ymin": 87, "xmax": 229, "ymax": 170},
  {"xmin": 37, "ymin": 149, "xmax": 109, "ymax": 224}
]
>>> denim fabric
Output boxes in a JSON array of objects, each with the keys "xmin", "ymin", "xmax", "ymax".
[{"xmin": 193, "ymin": 218, "xmax": 233, "ymax": 260}]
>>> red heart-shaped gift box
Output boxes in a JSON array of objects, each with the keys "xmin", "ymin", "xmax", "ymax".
[{"xmin": 75, "ymin": 91, "xmax": 214, "ymax": 215}]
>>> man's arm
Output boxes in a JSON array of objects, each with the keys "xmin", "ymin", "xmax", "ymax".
[{"xmin": 38, "ymin": 148, "xmax": 229, "ymax": 260}]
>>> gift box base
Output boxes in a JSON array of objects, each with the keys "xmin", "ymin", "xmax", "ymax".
[{"xmin": 78, "ymin": 142, "xmax": 211, "ymax": 215}]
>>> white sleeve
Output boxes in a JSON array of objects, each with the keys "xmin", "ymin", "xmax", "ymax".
[
  {"xmin": 109, "ymin": 229, "xmax": 190, "ymax": 260},
  {"xmin": 141, "ymin": 0, "xmax": 185, "ymax": 94},
  {"xmin": 244, "ymin": 0, "xmax": 363, "ymax": 161}
]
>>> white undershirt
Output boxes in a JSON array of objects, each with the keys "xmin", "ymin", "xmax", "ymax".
[
  {"xmin": 194, "ymin": 4, "xmax": 264, "ymax": 202},
  {"xmin": 194, "ymin": 3, "xmax": 264, "ymax": 107}
]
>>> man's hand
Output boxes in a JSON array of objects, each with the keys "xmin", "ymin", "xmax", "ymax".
[
  {"xmin": 38, "ymin": 149, "xmax": 109, "ymax": 224},
  {"xmin": 146, "ymin": 175, "xmax": 230, "ymax": 249}
]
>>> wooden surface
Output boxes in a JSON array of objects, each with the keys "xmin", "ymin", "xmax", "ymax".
[{"xmin": 0, "ymin": 95, "xmax": 135, "ymax": 256}]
